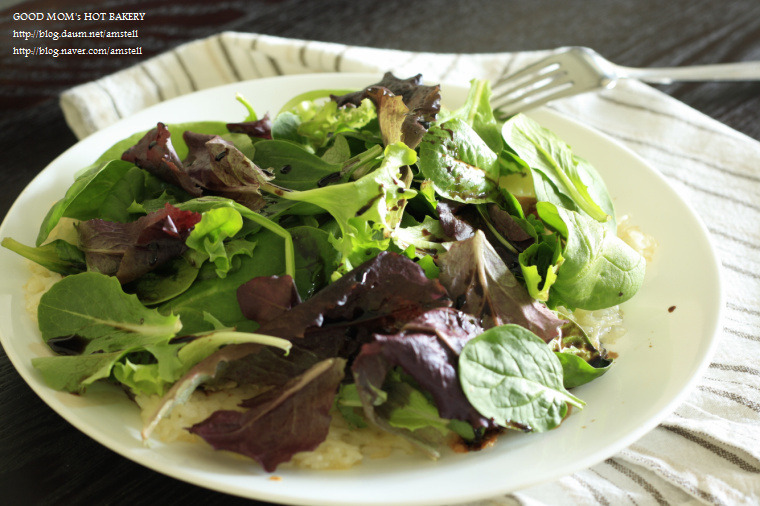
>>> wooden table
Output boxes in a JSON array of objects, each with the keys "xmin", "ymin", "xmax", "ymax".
[{"xmin": 2, "ymin": 1, "xmax": 759, "ymax": 504}]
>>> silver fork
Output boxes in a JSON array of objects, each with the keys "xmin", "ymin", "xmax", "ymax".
[{"xmin": 491, "ymin": 46, "xmax": 760, "ymax": 117}]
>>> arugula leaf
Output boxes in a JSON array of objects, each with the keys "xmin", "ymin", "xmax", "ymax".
[
  {"xmin": 459, "ymin": 324, "xmax": 585, "ymax": 432},
  {"xmin": 33, "ymin": 350, "xmax": 127, "ymax": 393}
]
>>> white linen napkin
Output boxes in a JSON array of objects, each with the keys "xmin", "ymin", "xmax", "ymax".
[{"xmin": 60, "ymin": 32, "xmax": 760, "ymax": 505}]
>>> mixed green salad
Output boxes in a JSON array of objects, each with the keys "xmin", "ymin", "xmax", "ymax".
[{"xmin": 2, "ymin": 73, "xmax": 646, "ymax": 472}]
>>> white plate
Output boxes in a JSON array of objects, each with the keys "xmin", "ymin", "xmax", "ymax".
[{"xmin": 0, "ymin": 73, "xmax": 723, "ymax": 505}]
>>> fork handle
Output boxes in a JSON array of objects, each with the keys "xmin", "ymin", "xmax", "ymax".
[{"xmin": 617, "ymin": 61, "xmax": 760, "ymax": 84}]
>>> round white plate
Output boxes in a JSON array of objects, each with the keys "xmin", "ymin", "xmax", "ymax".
[{"xmin": 0, "ymin": 73, "xmax": 723, "ymax": 505}]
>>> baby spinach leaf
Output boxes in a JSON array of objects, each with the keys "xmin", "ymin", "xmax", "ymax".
[
  {"xmin": 158, "ymin": 229, "xmax": 285, "ymax": 334},
  {"xmin": 252, "ymin": 140, "xmax": 342, "ymax": 190},
  {"xmin": 418, "ymin": 118, "xmax": 500, "ymax": 203},
  {"xmin": 537, "ymin": 202, "xmax": 646, "ymax": 310},
  {"xmin": 459, "ymin": 324, "xmax": 584, "ymax": 432},
  {"xmin": 37, "ymin": 271, "xmax": 182, "ymax": 354},
  {"xmin": 37, "ymin": 161, "xmax": 151, "ymax": 246},
  {"xmin": 501, "ymin": 114, "xmax": 612, "ymax": 226},
  {"xmin": 555, "ymin": 352, "xmax": 611, "ymax": 389},
  {"xmin": 126, "ymin": 256, "xmax": 200, "ymax": 306}
]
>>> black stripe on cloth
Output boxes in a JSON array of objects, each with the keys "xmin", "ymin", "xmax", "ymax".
[
  {"xmin": 604, "ymin": 458, "xmax": 669, "ymax": 505},
  {"xmin": 94, "ymin": 81, "xmax": 122, "ymax": 119},
  {"xmin": 663, "ymin": 425, "xmax": 760, "ymax": 473},
  {"xmin": 267, "ymin": 56, "xmax": 283, "ymax": 76},
  {"xmin": 217, "ymin": 36, "xmax": 242, "ymax": 82},
  {"xmin": 138, "ymin": 64, "xmax": 165, "ymax": 102},
  {"xmin": 599, "ymin": 93, "xmax": 747, "ymax": 143},
  {"xmin": 332, "ymin": 44, "xmax": 351, "ymax": 73},
  {"xmin": 657, "ymin": 169, "xmax": 760, "ymax": 215},
  {"xmin": 697, "ymin": 385, "xmax": 760, "ymax": 413},
  {"xmin": 723, "ymin": 326, "xmax": 760, "ymax": 342},
  {"xmin": 711, "ymin": 362, "xmax": 760, "ymax": 376},
  {"xmin": 298, "ymin": 41, "xmax": 310, "ymax": 68},
  {"xmin": 727, "ymin": 301, "xmax": 760, "ymax": 317},
  {"xmin": 572, "ymin": 474, "xmax": 610, "ymax": 505},
  {"xmin": 723, "ymin": 262, "xmax": 760, "ymax": 281},
  {"xmin": 588, "ymin": 467, "xmax": 641, "ymax": 505},
  {"xmin": 173, "ymin": 51, "xmax": 198, "ymax": 91},
  {"xmin": 707, "ymin": 226, "xmax": 760, "ymax": 250},
  {"xmin": 624, "ymin": 448, "xmax": 726, "ymax": 506}
]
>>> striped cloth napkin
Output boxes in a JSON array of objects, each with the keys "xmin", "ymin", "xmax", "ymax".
[{"xmin": 60, "ymin": 32, "xmax": 760, "ymax": 505}]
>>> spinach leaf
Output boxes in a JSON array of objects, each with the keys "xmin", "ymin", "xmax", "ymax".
[
  {"xmin": 158, "ymin": 229, "xmax": 285, "ymax": 334},
  {"xmin": 418, "ymin": 118, "xmax": 500, "ymax": 203},
  {"xmin": 459, "ymin": 324, "xmax": 584, "ymax": 432},
  {"xmin": 252, "ymin": 140, "xmax": 343, "ymax": 190},
  {"xmin": 538, "ymin": 202, "xmax": 646, "ymax": 310},
  {"xmin": 0, "ymin": 238, "xmax": 85, "ymax": 275},
  {"xmin": 556, "ymin": 352, "xmax": 611, "ymax": 389},
  {"xmin": 37, "ymin": 161, "xmax": 153, "ymax": 246},
  {"xmin": 501, "ymin": 114, "xmax": 613, "ymax": 226},
  {"xmin": 126, "ymin": 256, "xmax": 200, "ymax": 306}
]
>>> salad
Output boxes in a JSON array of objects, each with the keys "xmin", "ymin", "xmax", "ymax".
[{"xmin": 2, "ymin": 73, "xmax": 646, "ymax": 472}]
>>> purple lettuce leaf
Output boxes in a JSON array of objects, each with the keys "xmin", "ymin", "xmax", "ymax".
[
  {"xmin": 438, "ymin": 230, "xmax": 565, "ymax": 342},
  {"xmin": 141, "ymin": 342, "xmax": 263, "ymax": 439},
  {"xmin": 183, "ymin": 132, "xmax": 272, "ymax": 211},
  {"xmin": 352, "ymin": 307, "xmax": 490, "ymax": 431},
  {"xmin": 436, "ymin": 200, "xmax": 477, "ymax": 241},
  {"xmin": 121, "ymin": 122, "xmax": 202, "ymax": 197},
  {"xmin": 252, "ymin": 251, "xmax": 452, "ymax": 360},
  {"xmin": 236, "ymin": 274, "xmax": 301, "ymax": 325},
  {"xmin": 227, "ymin": 114, "xmax": 273, "ymax": 140},
  {"xmin": 332, "ymin": 73, "xmax": 441, "ymax": 150},
  {"xmin": 78, "ymin": 203, "xmax": 202, "ymax": 284},
  {"xmin": 189, "ymin": 357, "xmax": 346, "ymax": 472}
]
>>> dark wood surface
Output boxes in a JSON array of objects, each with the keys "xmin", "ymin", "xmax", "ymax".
[{"xmin": 1, "ymin": 1, "xmax": 759, "ymax": 504}]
